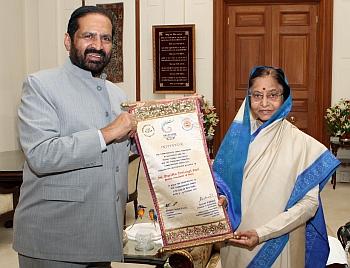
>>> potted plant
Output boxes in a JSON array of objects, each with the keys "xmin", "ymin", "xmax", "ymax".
[
  {"xmin": 200, "ymin": 98, "xmax": 219, "ymax": 158},
  {"xmin": 201, "ymin": 98, "xmax": 219, "ymax": 139},
  {"xmin": 324, "ymin": 98, "xmax": 350, "ymax": 142}
]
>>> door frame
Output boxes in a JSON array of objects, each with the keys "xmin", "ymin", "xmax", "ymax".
[{"xmin": 213, "ymin": 0, "xmax": 333, "ymax": 148}]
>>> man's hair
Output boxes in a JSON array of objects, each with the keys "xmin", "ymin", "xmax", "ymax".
[{"xmin": 67, "ymin": 5, "xmax": 115, "ymax": 40}]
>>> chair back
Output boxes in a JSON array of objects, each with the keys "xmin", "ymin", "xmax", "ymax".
[
  {"xmin": 337, "ymin": 221, "xmax": 350, "ymax": 251},
  {"xmin": 126, "ymin": 154, "xmax": 142, "ymax": 220},
  {"xmin": 127, "ymin": 154, "xmax": 141, "ymax": 202}
]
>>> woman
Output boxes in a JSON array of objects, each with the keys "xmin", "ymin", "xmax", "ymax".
[{"xmin": 213, "ymin": 66, "xmax": 340, "ymax": 267}]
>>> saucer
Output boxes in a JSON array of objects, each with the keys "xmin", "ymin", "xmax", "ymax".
[{"xmin": 135, "ymin": 240, "xmax": 155, "ymax": 251}]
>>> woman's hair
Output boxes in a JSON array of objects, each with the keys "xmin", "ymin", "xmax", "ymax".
[
  {"xmin": 67, "ymin": 6, "xmax": 115, "ymax": 40},
  {"xmin": 248, "ymin": 66, "xmax": 290, "ymax": 100}
]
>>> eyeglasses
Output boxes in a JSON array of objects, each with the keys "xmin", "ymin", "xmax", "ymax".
[
  {"xmin": 79, "ymin": 32, "xmax": 113, "ymax": 44},
  {"xmin": 249, "ymin": 91, "xmax": 283, "ymax": 102}
]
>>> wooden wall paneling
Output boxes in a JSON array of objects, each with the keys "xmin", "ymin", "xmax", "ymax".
[
  {"xmin": 272, "ymin": 4, "xmax": 317, "ymax": 137},
  {"xmin": 214, "ymin": 0, "xmax": 333, "ymax": 150},
  {"xmin": 317, "ymin": 0, "xmax": 334, "ymax": 146},
  {"xmin": 213, "ymin": 0, "xmax": 226, "ymax": 150}
]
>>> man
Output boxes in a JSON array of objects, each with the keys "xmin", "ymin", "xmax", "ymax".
[{"xmin": 13, "ymin": 6, "xmax": 137, "ymax": 268}]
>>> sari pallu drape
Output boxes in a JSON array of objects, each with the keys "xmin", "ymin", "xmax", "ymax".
[
  {"xmin": 247, "ymin": 150, "xmax": 339, "ymax": 267},
  {"xmin": 213, "ymin": 95, "xmax": 293, "ymax": 231},
  {"xmin": 213, "ymin": 94, "xmax": 340, "ymax": 267}
]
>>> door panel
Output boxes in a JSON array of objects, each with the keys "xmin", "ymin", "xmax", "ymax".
[
  {"xmin": 225, "ymin": 4, "xmax": 317, "ymax": 135},
  {"xmin": 226, "ymin": 6, "xmax": 272, "ymax": 127},
  {"xmin": 272, "ymin": 5, "xmax": 317, "ymax": 135}
]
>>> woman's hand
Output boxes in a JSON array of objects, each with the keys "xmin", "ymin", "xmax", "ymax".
[
  {"xmin": 193, "ymin": 93, "xmax": 204, "ymax": 106},
  {"xmin": 227, "ymin": 229, "xmax": 259, "ymax": 250},
  {"xmin": 218, "ymin": 195, "xmax": 227, "ymax": 207}
]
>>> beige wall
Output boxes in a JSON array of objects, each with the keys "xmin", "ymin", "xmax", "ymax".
[
  {"xmin": 0, "ymin": 1, "xmax": 349, "ymax": 152},
  {"xmin": 0, "ymin": 0, "xmax": 136, "ymax": 152},
  {"xmin": 24, "ymin": 0, "xmax": 136, "ymax": 98},
  {"xmin": 0, "ymin": 0, "xmax": 25, "ymax": 152},
  {"xmin": 332, "ymin": 0, "xmax": 350, "ymax": 159},
  {"xmin": 60, "ymin": 0, "xmax": 213, "ymax": 102},
  {"xmin": 332, "ymin": 0, "xmax": 350, "ymax": 104},
  {"xmin": 139, "ymin": 0, "xmax": 213, "ymax": 102}
]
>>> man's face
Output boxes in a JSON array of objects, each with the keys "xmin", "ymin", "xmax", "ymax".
[{"xmin": 65, "ymin": 13, "xmax": 113, "ymax": 76}]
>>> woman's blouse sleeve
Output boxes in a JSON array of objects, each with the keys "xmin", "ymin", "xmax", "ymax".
[{"xmin": 255, "ymin": 185, "xmax": 319, "ymax": 243}]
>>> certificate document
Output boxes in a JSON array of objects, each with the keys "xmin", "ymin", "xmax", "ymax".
[{"xmin": 128, "ymin": 97, "xmax": 233, "ymax": 251}]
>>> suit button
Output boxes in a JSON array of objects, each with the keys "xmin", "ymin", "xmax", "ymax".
[
  {"xmin": 116, "ymin": 166, "xmax": 119, "ymax": 172},
  {"xmin": 105, "ymin": 111, "xmax": 109, "ymax": 117},
  {"xmin": 97, "ymin": 85, "xmax": 102, "ymax": 91},
  {"xmin": 116, "ymin": 195, "xmax": 120, "ymax": 202}
]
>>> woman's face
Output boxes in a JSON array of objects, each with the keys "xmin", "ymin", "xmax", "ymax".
[{"xmin": 249, "ymin": 76, "xmax": 284, "ymax": 122}]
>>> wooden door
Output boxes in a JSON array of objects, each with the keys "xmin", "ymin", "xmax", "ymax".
[{"xmin": 225, "ymin": 4, "xmax": 317, "ymax": 135}]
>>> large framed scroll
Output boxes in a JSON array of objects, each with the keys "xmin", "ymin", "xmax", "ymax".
[{"xmin": 127, "ymin": 97, "xmax": 232, "ymax": 251}]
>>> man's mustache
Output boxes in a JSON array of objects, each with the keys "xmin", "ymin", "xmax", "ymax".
[{"xmin": 84, "ymin": 48, "xmax": 106, "ymax": 58}]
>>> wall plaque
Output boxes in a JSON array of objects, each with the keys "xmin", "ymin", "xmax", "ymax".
[{"xmin": 153, "ymin": 25, "xmax": 196, "ymax": 94}]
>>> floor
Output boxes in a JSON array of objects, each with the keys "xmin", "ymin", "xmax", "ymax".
[
  {"xmin": 1, "ymin": 172, "xmax": 349, "ymax": 267},
  {"xmin": 322, "ymin": 181, "xmax": 350, "ymax": 237}
]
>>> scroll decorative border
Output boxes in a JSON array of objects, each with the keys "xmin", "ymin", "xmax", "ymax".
[
  {"xmin": 165, "ymin": 220, "xmax": 231, "ymax": 243},
  {"xmin": 125, "ymin": 97, "xmax": 197, "ymax": 121},
  {"xmin": 127, "ymin": 97, "xmax": 233, "ymax": 252}
]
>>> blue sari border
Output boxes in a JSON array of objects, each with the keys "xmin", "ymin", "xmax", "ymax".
[
  {"xmin": 213, "ymin": 99, "xmax": 251, "ymax": 230},
  {"xmin": 248, "ymin": 151, "xmax": 340, "ymax": 267}
]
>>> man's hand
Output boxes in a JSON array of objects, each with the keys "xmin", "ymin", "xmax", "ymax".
[
  {"xmin": 101, "ymin": 112, "xmax": 137, "ymax": 144},
  {"xmin": 227, "ymin": 229, "xmax": 259, "ymax": 250}
]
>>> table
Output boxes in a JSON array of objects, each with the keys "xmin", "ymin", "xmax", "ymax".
[
  {"xmin": 123, "ymin": 239, "xmax": 169, "ymax": 267},
  {"xmin": 0, "ymin": 150, "xmax": 24, "ymax": 227},
  {"xmin": 330, "ymin": 141, "xmax": 350, "ymax": 189}
]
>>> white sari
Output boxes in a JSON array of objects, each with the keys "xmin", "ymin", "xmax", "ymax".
[{"xmin": 214, "ymin": 97, "xmax": 339, "ymax": 267}]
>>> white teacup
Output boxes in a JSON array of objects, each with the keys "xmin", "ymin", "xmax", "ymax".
[{"xmin": 135, "ymin": 230, "xmax": 154, "ymax": 252}]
